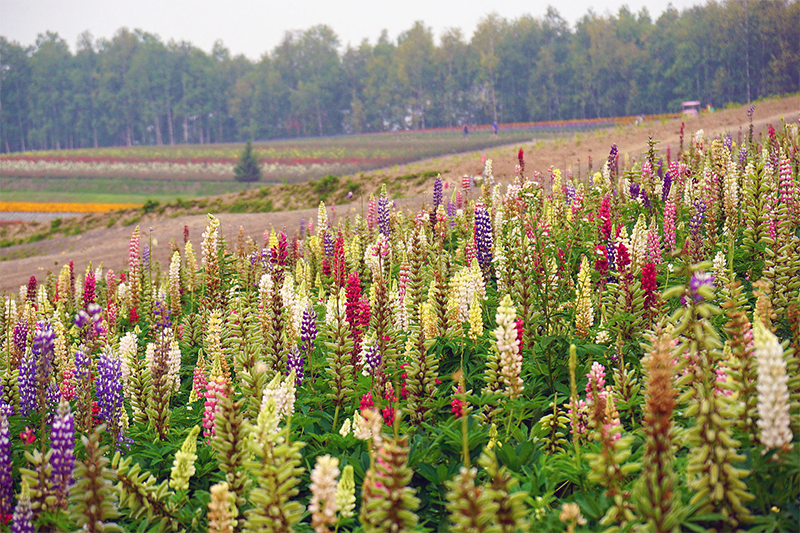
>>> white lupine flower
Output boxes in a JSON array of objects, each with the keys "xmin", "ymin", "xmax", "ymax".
[
  {"xmin": 168, "ymin": 338, "xmax": 182, "ymax": 392},
  {"xmin": 753, "ymin": 321, "xmax": 792, "ymax": 450},
  {"xmin": 261, "ymin": 370, "xmax": 297, "ymax": 420}
]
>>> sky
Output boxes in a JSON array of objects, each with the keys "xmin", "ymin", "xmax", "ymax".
[{"xmin": 2, "ymin": 0, "xmax": 704, "ymax": 60}]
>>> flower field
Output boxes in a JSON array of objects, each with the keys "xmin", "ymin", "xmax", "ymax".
[
  {"xmin": 0, "ymin": 129, "xmax": 549, "ymax": 186},
  {"xmin": 1, "ymin": 121, "xmax": 799, "ymax": 533}
]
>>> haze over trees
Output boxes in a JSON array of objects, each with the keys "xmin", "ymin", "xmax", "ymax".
[{"xmin": 0, "ymin": 1, "xmax": 798, "ymax": 153}]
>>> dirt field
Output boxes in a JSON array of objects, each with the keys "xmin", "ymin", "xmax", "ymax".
[{"xmin": 1, "ymin": 95, "xmax": 797, "ymax": 294}]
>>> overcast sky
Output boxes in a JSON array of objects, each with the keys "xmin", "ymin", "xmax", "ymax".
[{"xmin": 2, "ymin": 0, "xmax": 703, "ymax": 60}]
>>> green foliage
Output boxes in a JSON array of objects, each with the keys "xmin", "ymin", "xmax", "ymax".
[{"xmin": 234, "ymin": 141, "xmax": 261, "ymax": 183}]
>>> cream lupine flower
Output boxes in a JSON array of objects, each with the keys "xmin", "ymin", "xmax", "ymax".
[
  {"xmin": 339, "ymin": 417, "xmax": 352, "ymax": 437},
  {"xmin": 495, "ymin": 294, "xmax": 523, "ymax": 399},
  {"xmin": 169, "ymin": 426, "xmax": 201, "ymax": 491},
  {"xmin": 309, "ymin": 455, "xmax": 341, "ymax": 533},
  {"xmin": 468, "ymin": 291, "xmax": 483, "ymax": 342},
  {"xmin": 575, "ymin": 255, "xmax": 594, "ymax": 339},
  {"xmin": 118, "ymin": 331, "xmax": 138, "ymax": 396},
  {"xmin": 630, "ymin": 214, "xmax": 648, "ymax": 267},
  {"xmin": 201, "ymin": 214, "xmax": 220, "ymax": 267},
  {"xmin": 753, "ymin": 320, "xmax": 792, "ymax": 450},
  {"xmin": 336, "ymin": 465, "xmax": 356, "ymax": 518},
  {"xmin": 317, "ymin": 201, "xmax": 328, "ymax": 234},
  {"xmin": 184, "ymin": 241, "xmax": 198, "ymax": 293},
  {"xmin": 168, "ymin": 251, "xmax": 181, "ymax": 317},
  {"xmin": 207, "ymin": 482, "xmax": 234, "ymax": 533}
]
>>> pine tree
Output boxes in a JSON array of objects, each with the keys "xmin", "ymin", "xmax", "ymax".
[{"xmin": 234, "ymin": 141, "xmax": 261, "ymax": 183}]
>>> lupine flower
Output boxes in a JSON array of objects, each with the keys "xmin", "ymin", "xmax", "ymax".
[
  {"xmin": 378, "ymin": 186, "xmax": 391, "ymax": 237},
  {"xmin": 309, "ymin": 454, "xmax": 341, "ymax": 532},
  {"xmin": 10, "ymin": 482, "xmax": 33, "ymax": 533},
  {"xmin": 203, "ymin": 376, "xmax": 227, "ymax": 439},
  {"xmin": 642, "ymin": 262, "xmax": 658, "ymax": 317},
  {"xmin": 433, "ymin": 175, "xmax": 443, "ymax": 211},
  {"xmin": 753, "ymin": 321, "xmax": 792, "ymax": 450},
  {"xmin": 96, "ymin": 348, "xmax": 124, "ymax": 444},
  {"xmin": 25, "ymin": 276, "xmax": 37, "ymax": 304},
  {"xmin": 474, "ymin": 203, "xmax": 493, "ymax": 279},
  {"xmin": 360, "ymin": 392, "xmax": 375, "ymax": 412},
  {"xmin": 83, "ymin": 269, "xmax": 96, "ymax": 308},
  {"xmin": 169, "ymin": 426, "xmax": 201, "ymax": 491},
  {"xmin": 0, "ymin": 411, "xmax": 13, "ymax": 518},
  {"xmin": 17, "ymin": 349, "xmax": 37, "ymax": 416},
  {"xmin": 360, "ymin": 339, "xmax": 381, "ymax": 377},
  {"xmin": 689, "ymin": 271, "xmax": 715, "ymax": 303},
  {"xmin": 494, "ymin": 295, "xmax": 522, "ymax": 398},
  {"xmin": 336, "ymin": 464, "xmax": 356, "ymax": 518},
  {"xmin": 287, "ymin": 347, "xmax": 304, "ymax": 386},
  {"xmin": 50, "ymin": 398, "xmax": 75, "ymax": 506}
]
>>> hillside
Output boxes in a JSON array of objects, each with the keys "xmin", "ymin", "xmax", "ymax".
[{"xmin": 1, "ymin": 94, "xmax": 797, "ymax": 293}]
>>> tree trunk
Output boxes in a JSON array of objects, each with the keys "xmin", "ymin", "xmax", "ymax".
[
  {"xmin": 155, "ymin": 117, "xmax": 163, "ymax": 145},
  {"xmin": 183, "ymin": 116, "xmax": 188, "ymax": 143}
]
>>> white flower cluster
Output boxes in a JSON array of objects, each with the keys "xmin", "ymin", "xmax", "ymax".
[
  {"xmin": 118, "ymin": 332, "xmax": 138, "ymax": 397},
  {"xmin": 261, "ymin": 370, "xmax": 297, "ymax": 420},
  {"xmin": 494, "ymin": 294, "xmax": 523, "ymax": 398},
  {"xmin": 753, "ymin": 321, "xmax": 792, "ymax": 450}
]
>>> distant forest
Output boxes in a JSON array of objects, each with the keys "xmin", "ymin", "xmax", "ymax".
[{"xmin": 0, "ymin": 1, "xmax": 798, "ymax": 152}]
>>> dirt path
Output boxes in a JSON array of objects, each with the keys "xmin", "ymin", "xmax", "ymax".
[{"xmin": 1, "ymin": 96, "xmax": 797, "ymax": 294}]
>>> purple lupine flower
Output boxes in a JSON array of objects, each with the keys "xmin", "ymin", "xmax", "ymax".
[
  {"xmin": 33, "ymin": 322, "xmax": 55, "ymax": 379},
  {"xmin": 96, "ymin": 348, "xmax": 123, "ymax": 443},
  {"xmin": 662, "ymin": 171, "xmax": 673, "ymax": 202},
  {"xmin": 606, "ymin": 237, "xmax": 617, "ymax": 271},
  {"xmin": 152, "ymin": 298, "xmax": 171, "ymax": 330},
  {"xmin": 50, "ymin": 398, "xmax": 75, "ymax": 502},
  {"xmin": 433, "ymin": 175, "xmax": 443, "ymax": 211},
  {"xmin": 565, "ymin": 182, "xmax": 576, "ymax": 205},
  {"xmin": 74, "ymin": 349, "xmax": 91, "ymax": 382},
  {"xmin": 689, "ymin": 200, "xmax": 706, "ymax": 237},
  {"xmin": 323, "ymin": 231, "xmax": 334, "ymax": 257},
  {"xmin": 0, "ymin": 411, "xmax": 13, "ymax": 517},
  {"xmin": 689, "ymin": 271, "xmax": 715, "ymax": 303},
  {"xmin": 474, "ymin": 204, "xmax": 493, "ymax": 278},
  {"xmin": 286, "ymin": 347, "xmax": 304, "ymax": 386},
  {"xmin": 142, "ymin": 244, "xmax": 151, "ymax": 266},
  {"xmin": 657, "ymin": 157, "xmax": 664, "ymax": 180},
  {"xmin": 10, "ymin": 487, "xmax": 33, "ymax": 533},
  {"xmin": 723, "ymin": 133, "xmax": 732, "ymax": 152},
  {"xmin": 360, "ymin": 339, "xmax": 381, "ymax": 377},
  {"xmin": 738, "ymin": 145, "xmax": 748, "ymax": 166},
  {"xmin": 300, "ymin": 306, "xmax": 318, "ymax": 356},
  {"xmin": 74, "ymin": 309, "xmax": 91, "ymax": 329},
  {"xmin": 13, "ymin": 319, "xmax": 28, "ymax": 358},
  {"xmin": 378, "ymin": 192, "xmax": 391, "ymax": 238},
  {"xmin": 640, "ymin": 189, "xmax": 652, "ymax": 211},
  {"xmin": 18, "ymin": 349, "xmax": 37, "ymax": 417},
  {"xmin": 299, "ymin": 218, "xmax": 306, "ymax": 239},
  {"xmin": 608, "ymin": 144, "xmax": 618, "ymax": 174},
  {"xmin": 629, "ymin": 181, "xmax": 641, "ymax": 200}
]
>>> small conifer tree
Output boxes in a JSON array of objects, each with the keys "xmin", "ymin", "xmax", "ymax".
[{"xmin": 234, "ymin": 141, "xmax": 261, "ymax": 183}]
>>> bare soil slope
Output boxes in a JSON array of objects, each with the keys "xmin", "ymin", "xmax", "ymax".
[{"xmin": 1, "ymin": 96, "xmax": 797, "ymax": 293}]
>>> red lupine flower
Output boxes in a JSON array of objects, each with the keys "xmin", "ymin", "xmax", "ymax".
[
  {"xmin": 451, "ymin": 397, "xmax": 465, "ymax": 418},
  {"xmin": 129, "ymin": 306, "xmax": 139, "ymax": 324},
  {"xmin": 360, "ymin": 392, "xmax": 375, "ymax": 412},
  {"xmin": 20, "ymin": 427, "xmax": 35, "ymax": 445},
  {"xmin": 515, "ymin": 319, "xmax": 525, "ymax": 350}
]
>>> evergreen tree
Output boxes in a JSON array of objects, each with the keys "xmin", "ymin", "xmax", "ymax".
[{"xmin": 234, "ymin": 141, "xmax": 261, "ymax": 183}]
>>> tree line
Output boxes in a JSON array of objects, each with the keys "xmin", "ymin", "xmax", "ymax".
[{"xmin": 1, "ymin": 1, "xmax": 798, "ymax": 153}]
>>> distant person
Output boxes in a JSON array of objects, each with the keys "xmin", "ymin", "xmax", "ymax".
[
  {"xmin": 492, "ymin": 121, "xmax": 498, "ymax": 135},
  {"xmin": 464, "ymin": 125, "xmax": 469, "ymax": 138}
]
